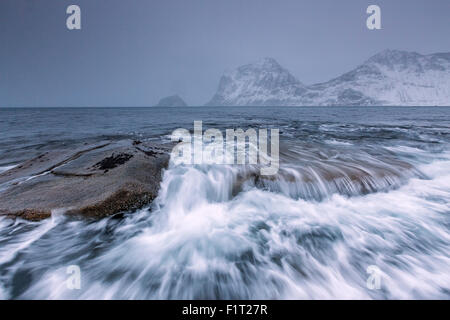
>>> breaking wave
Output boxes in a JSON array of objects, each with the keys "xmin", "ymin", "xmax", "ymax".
[{"xmin": 0, "ymin": 143, "xmax": 449, "ymax": 299}]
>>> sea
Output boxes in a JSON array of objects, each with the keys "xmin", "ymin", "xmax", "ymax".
[{"xmin": 0, "ymin": 106, "xmax": 449, "ymax": 299}]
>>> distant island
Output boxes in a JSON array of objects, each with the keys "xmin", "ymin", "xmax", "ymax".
[{"xmin": 155, "ymin": 95, "xmax": 188, "ymax": 107}]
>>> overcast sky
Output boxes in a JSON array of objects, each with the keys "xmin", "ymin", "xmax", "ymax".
[{"xmin": 1, "ymin": 0, "xmax": 449, "ymax": 107}]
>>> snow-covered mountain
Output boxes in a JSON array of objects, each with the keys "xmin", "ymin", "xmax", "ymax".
[
  {"xmin": 155, "ymin": 95, "xmax": 188, "ymax": 107},
  {"xmin": 206, "ymin": 50, "xmax": 450, "ymax": 106}
]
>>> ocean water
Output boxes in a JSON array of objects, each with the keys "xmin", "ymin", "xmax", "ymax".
[{"xmin": 0, "ymin": 106, "xmax": 449, "ymax": 299}]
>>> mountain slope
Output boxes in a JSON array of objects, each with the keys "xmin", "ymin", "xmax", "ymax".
[
  {"xmin": 206, "ymin": 50, "xmax": 450, "ymax": 106},
  {"xmin": 309, "ymin": 50, "xmax": 450, "ymax": 106},
  {"xmin": 155, "ymin": 95, "xmax": 188, "ymax": 107},
  {"xmin": 207, "ymin": 58, "xmax": 308, "ymax": 106}
]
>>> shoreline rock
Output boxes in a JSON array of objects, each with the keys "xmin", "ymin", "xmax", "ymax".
[{"xmin": 0, "ymin": 140, "xmax": 172, "ymax": 221}]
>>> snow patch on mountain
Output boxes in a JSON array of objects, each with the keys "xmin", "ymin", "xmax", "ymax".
[{"xmin": 207, "ymin": 58, "xmax": 308, "ymax": 106}]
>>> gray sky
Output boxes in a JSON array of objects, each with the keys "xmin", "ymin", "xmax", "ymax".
[{"xmin": 1, "ymin": 0, "xmax": 449, "ymax": 107}]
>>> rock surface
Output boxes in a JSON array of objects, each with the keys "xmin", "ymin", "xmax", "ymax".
[{"xmin": 0, "ymin": 140, "xmax": 171, "ymax": 221}]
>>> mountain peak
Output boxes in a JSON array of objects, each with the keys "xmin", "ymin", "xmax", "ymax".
[
  {"xmin": 206, "ymin": 51, "xmax": 450, "ymax": 106},
  {"xmin": 376, "ymin": 49, "xmax": 415, "ymax": 56},
  {"xmin": 254, "ymin": 57, "xmax": 282, "ymax": 68},
  {"xmin": 366, "ymin": 49, "xmax": 422, "ymax": 65},
  {"xmin": 232, "ymin": 57, "xmax": 287, "ymax": 75}
]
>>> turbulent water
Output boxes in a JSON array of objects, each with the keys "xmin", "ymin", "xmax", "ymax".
[{"xmin": 0, "ymin": 106, "xmax": 450, "ymax": 299}]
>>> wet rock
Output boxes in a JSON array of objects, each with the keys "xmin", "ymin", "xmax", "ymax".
[{"xmin": 0, "ymin": 140, "xmax": 173, "ymax": 221}]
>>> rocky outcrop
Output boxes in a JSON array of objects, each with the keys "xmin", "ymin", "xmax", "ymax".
[
  {"xmin": 155, "ymin": 95, "xmax": 188, "ymax": 107},
  {"xmin": 0, "ymin": 140, "xmax": 172, "ymax": 221}
]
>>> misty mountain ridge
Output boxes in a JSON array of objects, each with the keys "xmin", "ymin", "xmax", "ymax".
[
  {"xmin": 155, "ymin": 95, "xmax": 188, "ymax": 107},
  {"xmin": 206, "ymin": 50, "xmax": 450, "ymax": 106}
]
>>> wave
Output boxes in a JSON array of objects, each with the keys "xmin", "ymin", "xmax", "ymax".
[{"xmin": 0, "ymin": 148, "xmax": 448, "ymax": 299}]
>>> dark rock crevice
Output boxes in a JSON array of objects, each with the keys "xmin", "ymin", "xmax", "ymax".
[{"xmin": 94, "ymin": 153, "xmax": 133, "ymax": 171}]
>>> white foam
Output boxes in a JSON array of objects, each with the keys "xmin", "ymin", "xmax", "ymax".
[{"xmin": 4, "ymin": 150, "xmax": 450, "ymax": 299}]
